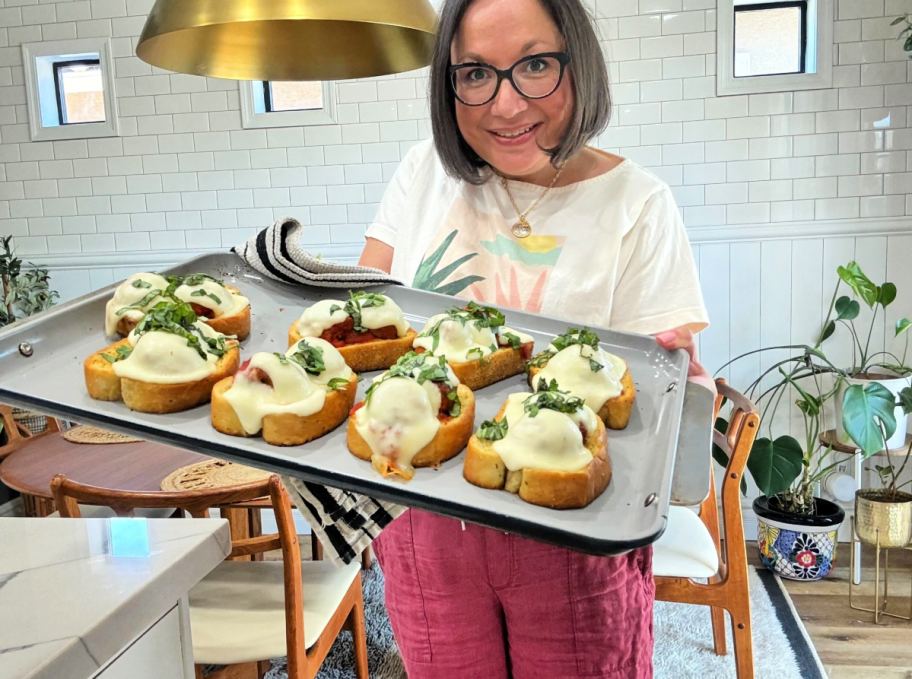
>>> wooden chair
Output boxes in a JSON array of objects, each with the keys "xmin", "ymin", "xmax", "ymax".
[
  {"xmin": 51, "ymin": 474, "xmax": 369, "ymax": 679},
  {"xmin": 0, "ymin": 404, "xmax": 60, "ymax": 461},
  {"xmin": 653, "ymin": 379, "xmax": 759, "ymax": 679}
]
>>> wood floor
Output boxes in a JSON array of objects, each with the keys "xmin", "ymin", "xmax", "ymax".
[{"xmin": 747, "ymin": 542, "xmax": 912, "ymax": 679}]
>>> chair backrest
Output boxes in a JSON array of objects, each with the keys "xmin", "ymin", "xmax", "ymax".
[
  {"xmin": 50, "ymin": 473, "xmax": 309, "ymax": 676},
  {"xmin": 710, "ymin": 379, "xmax": 760, "ymax": 572},
  {"xmin": 0, "ymin": 405, "xmax": 60, "ymax": 461}
]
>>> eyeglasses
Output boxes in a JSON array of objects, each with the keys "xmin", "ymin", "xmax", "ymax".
[{"xmin": 448, "ymin": 52, "xmax": 571, "ymax": 107}]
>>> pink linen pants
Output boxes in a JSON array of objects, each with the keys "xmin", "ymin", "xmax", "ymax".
[{"xmin": 372, "ymin": 509, "xmax": 654, "ymax": 679}]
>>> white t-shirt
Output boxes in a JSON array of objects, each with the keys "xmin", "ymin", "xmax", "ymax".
[{"xmin": 365, "ymin": 139, "xmax": 708, "ymax": 336}]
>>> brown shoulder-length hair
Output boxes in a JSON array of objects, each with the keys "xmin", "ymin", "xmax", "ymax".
[{"xmin": 429, "ymin": 0, "xmax": 611, "ymax": 185}]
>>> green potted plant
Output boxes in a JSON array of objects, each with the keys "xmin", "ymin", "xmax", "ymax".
[
  {"xmin": 843, "ymin": 387, "xmax": 912, "ymax": 548},
  {"xmin": 719, "ymin": 339, "xmax": 845, "ymax": 581},
  {"xmin": 0, "ymin": 236, "xmax": 59, "ymax": 328},
  {"xmin": 719, "ymin": 260, "xmax": 912, "ymax": 579},
  {"xmin": 827, "ymin": 262, "xmax": 912, "ymax": 450}
]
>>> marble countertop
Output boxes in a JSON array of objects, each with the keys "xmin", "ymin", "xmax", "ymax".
[{"xmin": 0, "ymin": 517, "xmax": 231, "ymax": 679}]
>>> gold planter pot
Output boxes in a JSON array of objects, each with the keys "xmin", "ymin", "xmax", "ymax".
[{"xmin": 855, "ymin": 489, "xmax": 912, "ymax": 548}]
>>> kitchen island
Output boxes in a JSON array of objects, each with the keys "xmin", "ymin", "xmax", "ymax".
[{"xmin": 0, "ymin": 517, "xmax": 230, "ymax": 679}]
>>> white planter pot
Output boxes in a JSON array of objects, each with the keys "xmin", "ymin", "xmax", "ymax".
[{"xmin": 836, "ymin": 373, "xmax": 911, "ymax": 451}]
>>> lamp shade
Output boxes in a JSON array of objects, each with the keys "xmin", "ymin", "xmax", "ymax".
[{"xmin": 136, "ymin": 0, "xmax": 438, "ymax": 81}]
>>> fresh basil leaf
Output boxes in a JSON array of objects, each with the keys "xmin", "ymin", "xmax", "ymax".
[
  {"xmin": 190, "ymin": 289, "xmax": 222, "ymax": 305},
  {"xmin": 327, "ymin": 377, "xmax": 350, "ymax": 391},
  {"xmin": 329, "ymin": 304, "xmax": 342, "ymax": 314},
  {"xmin": 501, "ymin": 331, "xmax": 521, "ymax": 350},
  {"xmin": 101, "ymin": 353, "xmax": 117, "ymax": 363},
  {"xmin": 589, "ymin": 358, "xmax": 604, "ymax": 372},
  {"xmin": 116, "ymin": 288, "xmax": 162, "ymax": 316},
  {"xmin": 477, "ymin": 417, "xmax": 508, "ymax": 441},
  {"xmin": 132, "ymin": 279, "xmax": 152, "ymax": 289},
  {"xmin": 287, "ymin": 342, "xmax": 327, "ymax": 375}
]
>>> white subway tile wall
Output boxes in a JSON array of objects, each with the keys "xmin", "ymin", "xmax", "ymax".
[{"xmin": 1, "ymin": 0, "xmax": 912, "ymax": 255}]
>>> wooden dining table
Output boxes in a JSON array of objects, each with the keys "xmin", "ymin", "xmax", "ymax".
[{"xmin": 0, "ymin": 431, "xmax": 262, "ymax": 550}]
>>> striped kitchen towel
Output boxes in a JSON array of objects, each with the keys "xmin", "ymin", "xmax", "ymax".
[
  {"xmin": 232, "ymin": 215, "xmax": 402, "ymax": 287},
  {"xmin": 281, "ymin": 476, "xmax": 406, "ymax": 567},
  {"xmin": 234, "ymin": 218, "xmax": 406, "ymax": 567}
]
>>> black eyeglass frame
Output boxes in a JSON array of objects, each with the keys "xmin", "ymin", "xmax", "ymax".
[{"xmin": 448, "ymin": 52, "xmax": 571, "ymax": 107}]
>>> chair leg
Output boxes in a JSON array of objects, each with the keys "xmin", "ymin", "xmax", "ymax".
[
  {"xmin": 728, "ymin": 603, "xmax": 754, "ymax": 679},
  {"xmin": 257, "ymin": 659, "xmax": 271, "ymax": 678},
  {"xmin": 348, "ymin": 582, "xmax": 369, "ymax": 679},
  {"xmin": 311, "ymin": 533, "xmax": 323, "ymax": 561},
  {"xmin": 195, "ymin": 665, "xmax": 204, "ymax": 679},
  {"xmin": 361, "ymin": 545, "xmax": 372, "ymax": 570},
  {"xmin": 710, "ymin": 605, "xmax": 727, "ymax": 656}
]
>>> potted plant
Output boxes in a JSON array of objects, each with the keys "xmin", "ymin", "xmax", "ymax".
[
  {"xmin": 843, "ymin": 387, "xmax": 912, "ymax": 548},
  {"xmin": 718, "ymin": 339, "xmax": 845, "ymax": 580},
  {"xmin": 0, "ymin": 236, "xmax": 59, "ymax": 438},
  {"xmin": 0, "ymin": 236, "xmax": 58, "ymax": 328},
  {"xmin": 826, "ymin": 262, "xmax": 912, "ymax": 450}
]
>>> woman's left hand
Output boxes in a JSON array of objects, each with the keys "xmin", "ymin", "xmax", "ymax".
[{"xmin": 654, "ymin": 326, "xmax": 716, "ymax": 396}]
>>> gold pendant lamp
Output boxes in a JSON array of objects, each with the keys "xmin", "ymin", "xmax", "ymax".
[{"xmin": 136, "ymin": 0, "xmax": 438, "ymax": 81}]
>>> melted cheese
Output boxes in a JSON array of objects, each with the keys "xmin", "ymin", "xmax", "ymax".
[
  {"xmin": 104, "ymin": 273, "xmax": 169, "ymax": 336},
  {"xmin": 413, "ymin": 313, "xmax": 498, "ymax": 363},
  {"xmin": 173, "ymin": 279, "xmax": 249, "ymax": 319},
  {"xmin": 498, "ymin": 326, "xmax": 534, "ymax": 345},
  {"xmin": 492, "ymin": 392, "xmax": 598, "ymax": 473},
  {"xmin": 532, "ymin": 345, "xmax": 627, "ymax": 412},
  {"xmin": 295, "ymin": 295, "xmax": 410, "ymax": 337},
  {"xmin": 353, "ymin": 377, "xmax": 442, "ymax": 476},
  {"xmin": 285, "ymin": 337, "xmax": 353, "ymax": 388},
  {"xmin": 412, "ymin": 316, "xmax": 535, "ymax": 363},
  {"xmin": 116, "ymin": 321, "xmax": 228, "ymax": 384},
  {"xmin": 223, "ymin": 353, "xmax": 325, "ymax": 435}
]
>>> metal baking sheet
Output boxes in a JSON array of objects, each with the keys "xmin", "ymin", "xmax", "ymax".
[{"xmin": 0, "ymin": 253, "xmax": 701, "ymax": 556}]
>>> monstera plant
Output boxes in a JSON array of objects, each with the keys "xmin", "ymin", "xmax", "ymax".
[{"xmin": 718, "ymin": 261, "xmax": 912, "ymax": 579}]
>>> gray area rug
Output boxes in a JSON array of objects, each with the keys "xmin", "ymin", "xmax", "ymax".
[{"xmin": 260, "ymin": 564, "xmax": 826, "ymax": 679}]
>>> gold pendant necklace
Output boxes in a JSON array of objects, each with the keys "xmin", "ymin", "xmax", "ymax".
[{"xmin": 499, "ymin": 163, "xmax": 565, "ymax": 239}]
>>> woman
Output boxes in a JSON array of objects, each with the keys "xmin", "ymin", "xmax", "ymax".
[{"xmin": 359, "ymin": 0, "xmax": 711, "ymax": 676}]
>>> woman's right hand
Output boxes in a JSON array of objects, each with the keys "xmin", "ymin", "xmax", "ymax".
[{"xmin": 359, "ymin": 238, "xmax": 394, "ymax": 274}]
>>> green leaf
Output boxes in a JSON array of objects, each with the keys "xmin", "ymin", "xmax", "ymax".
[
  {"xmin": 327, "ymin": 377, "xmax": 350, "ymax": 391},
  {"xmin": 842, "ymin": 382, "xmax": 897, "ymax": 457},
  {"xmin": 835, "ymin": 295, "xmax": 860, "ymax": 320},
  {"xmin": 746, "ymin": 436, "xmax": 804, "ymax": 498},
  {"xmin": 478, "ymin": 417, "xmax": 508, "ymax": 441},
  {"xmin": 898, "ymin": 386, "xmax": 912, "ymax": 416},
  {"xmin": 432, "ymin": 275, "xmax": 486, "ymax": 297},
  {"xmin": 422, "ymin": 252, "xmax": 480, "ymax": 291},
  {"xmin": 892, "ymin": 15, "xmax": 906, "ymax": 25},
  {"xmin": 821, "ymin": 320, "xmax": 836, "ymax": 342},
  {"xmin": 838, "ymin": 261, "xmax": 878, "ymax": 308},
  {"xmin": 896, "ymin": 318, "xmax": 912, "ymax": 337},
  {"xmin": 879, "ymin": 282, "xmax": 897, "ymax": 307},
  {"xmin": 413, "ymin": 230, "xmax": 459, "ymax": 289}
]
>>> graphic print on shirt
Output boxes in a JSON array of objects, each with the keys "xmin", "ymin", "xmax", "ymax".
[{"xmin": 412, "ymin": 196, "xmax": 565, "ymax": 313}]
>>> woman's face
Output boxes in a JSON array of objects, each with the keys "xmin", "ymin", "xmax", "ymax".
[{"xmin": 450, "ymin": 0, "xmax": 574, "ymax": 180}]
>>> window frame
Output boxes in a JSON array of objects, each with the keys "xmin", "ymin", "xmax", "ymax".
[
  {"xmin": 733, "ymin": 1, "xmax": 808, "ymax": 78},
  {"xmin": 239, "ymin": 80, "xmax": 337, "ymax": 129},
  {"xmin": 53, "ymin": 58, "xmax": 104, "ymax": 125},
  {"xmin": 717, "ymin": 0, "xmax": 833, "ymax": 96},
  {"xmin": 21, "ymin": 37, "xmax": 120, "ymax": 142}
]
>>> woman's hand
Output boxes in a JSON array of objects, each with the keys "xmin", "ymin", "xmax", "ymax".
[{"xmin": 654, "ymin": 326, "xmax": 716, "ymax": 396}]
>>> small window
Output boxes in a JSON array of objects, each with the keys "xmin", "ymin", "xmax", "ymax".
[
  {"xmin": 734, "ymin": 2, "xmax": 807, "ymax": 77},
  {"xmin": 53, "ymin": 59, "xmax": 105, "ymax": 124},
  {"xmin": 21, "ymin": 37, "xmax": 120, "ymax": 141},
  {"xmin": 263, "ymin": 81, "xmax": 324, "ymax": 113},
  {"xmin": 717, "ymin": 0, "xmax": 832, "ymax": 96},
  {"xmin": 239, "ymin": 80, "xmax": 337, "ymax": 129}
]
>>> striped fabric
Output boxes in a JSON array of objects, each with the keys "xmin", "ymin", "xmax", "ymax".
[
  {"xmin": 234, "ymin": 217, "xmax": 406, "ymax": 567},
  {"xmin": 232, "ymin": 216, "xmax": 402, "ymax": 287}
]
